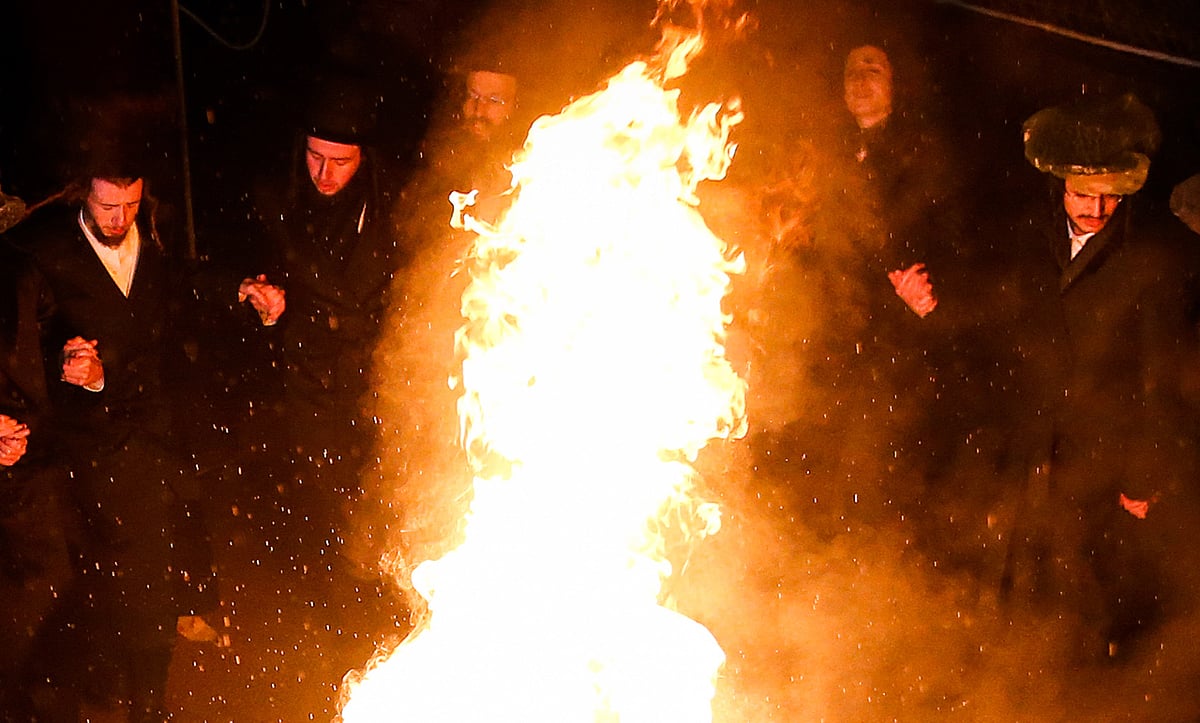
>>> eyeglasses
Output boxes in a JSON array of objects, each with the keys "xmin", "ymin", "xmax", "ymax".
[{"xmin": 466, "ymin": 90, "xmax": 509, "ymax": 107}]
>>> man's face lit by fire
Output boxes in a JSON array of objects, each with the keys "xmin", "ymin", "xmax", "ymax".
[
  {"xmin": 84, "ymin": 177, "xmax": 143, "ymax": 248},
  {"xmin": 305, "ymin": 135, "xmax": 362, "ymax": 197},
  {"xmin": 1063, "ymin": 189, "xmax": 1122, "ymax": 235},
  {"xmin": 462, "ymin": 70, "xmax": 518, "ymax": 142},
  {"xmin": 843, "ymin": 45, "xmax": 893, "ymax": 130}
]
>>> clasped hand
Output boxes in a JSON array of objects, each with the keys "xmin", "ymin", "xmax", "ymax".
[
  {"xmin": 888, "ymin": 262, "xmax": 938, "ymax": 318},
  {"xmin": 61, "ymin": 337, "xmax": 104, "ymax": 390},
  {"xmin": 238, "ymin": 274, "xmax": 286, "ymax": 326},
  {"xmin": 0, "ymin": 413, "xmax": 30, "ymax": 466}
]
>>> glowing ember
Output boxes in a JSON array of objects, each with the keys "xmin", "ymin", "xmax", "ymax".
[{"xmin": 341, "ymin": 9, "xmax": 746, "ymax": 722}]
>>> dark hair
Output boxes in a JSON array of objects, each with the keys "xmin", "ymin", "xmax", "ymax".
[
  {"xmin": 286, "ymin": 133, "xmax": 381, "ymax": 227},
  {"xmin": 67, "ymin": 175, "xmax": 163, "ymax": 251},
  {"xmin": 835, "ymin": 24, "xmax": 926, "ymax": 118}
]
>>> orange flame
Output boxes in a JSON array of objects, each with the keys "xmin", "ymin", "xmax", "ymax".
[{"xmin": 341, "ymin": 7, "xmax": 745, "ymax": 722}]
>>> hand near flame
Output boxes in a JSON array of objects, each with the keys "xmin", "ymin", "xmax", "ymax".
[
  {"xmin": 1119, "ymin": 492, "xmax": 1158, "ymax": 520},
  {"xmin": 238, "ymin": 274, "xmax": 286, "ymax": 326},
  {"xmin": 888, "ymin": 263, "xmax": 937, "ymax": 318}
]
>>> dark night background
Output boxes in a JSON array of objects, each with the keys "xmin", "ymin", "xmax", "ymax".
[
  {"xmin": 2, "ymin": 1, "xmax": 1200, "ymax": 720},
  {"xmin": 2, "ymin": 0, "xmax": 1197, "ymax": 258}
]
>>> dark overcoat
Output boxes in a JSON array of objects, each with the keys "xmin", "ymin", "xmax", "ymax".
[
  {"xmin": 1008, "ymin": 193, "xmax": 1200, "ymax": 653},
  {"xmin": 10, "ymin": 206, "xmax": 211, "ymax": 714}
]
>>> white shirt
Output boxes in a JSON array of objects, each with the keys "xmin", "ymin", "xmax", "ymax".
[
  {"xmin": 1068, "ymin": 223, "xmax": 1096, "ymax": 260},
  {"xmin": 80, "ymin": 210, "xmax": 141, "ymax": 297}
]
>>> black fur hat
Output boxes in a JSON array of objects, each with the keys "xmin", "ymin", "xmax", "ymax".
[{"xmin": 1023, "ymin": 93, "xmax": 1160, "ymax": 195}]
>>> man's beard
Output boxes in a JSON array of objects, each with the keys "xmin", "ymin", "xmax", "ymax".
[
  {"xmin": 84, "ymin": 212, "xmax": 130, "ymax": 248},
  {"xmin": 465, "ymin": 117, "xmax": 495, "ymax": 143}
]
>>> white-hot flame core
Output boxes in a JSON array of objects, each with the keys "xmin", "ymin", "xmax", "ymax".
[{"xmin": 342, "ymin": 55, "xmax": 745, "ymax": 723}]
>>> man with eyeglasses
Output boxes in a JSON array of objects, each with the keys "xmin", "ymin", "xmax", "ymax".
[
  {"xmin": 401, "ymin": 59, "xmax": 524, "ymax": 229},
  {"xmin": 450, "ymin": 62, "xmax": 522, "ymax": 206},
  {"xmin": 1004, "ymin": 93, "xmax": 1200, "ymax": 663},
  {"xmin": 462, "ymin": 68, "xmax": 518, "ymax": 145}
]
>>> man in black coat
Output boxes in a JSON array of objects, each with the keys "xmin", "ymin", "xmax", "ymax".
[
  {"xmin": 1005, "ymin": 93, "xmax": 1200, "ymax": 662},
  {"xmin": 768, "ymin": 40, "xmax": 956, "ymax": 539},
  {"xmin": 256, "ymin": 71, "xmax": 399, "ymax": 539},
  {"xmin": 12, "ymin": 170, "xmax": 282, "ymax": 720},
  {"xmin": 244, "ymin": 71, "xmax": 405, "ymax": 697}
]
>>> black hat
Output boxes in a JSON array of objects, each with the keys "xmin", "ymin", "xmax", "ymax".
[
  {"xmin": 302, "ymin": 71, "xmax": 381, "ymax": 147},
  {"xmin": 74, "ymin": 135, "xmax": 157, "ymax": 182},
  {"xmin": 61, "ymin": 93, "xmax": 173, "ymax": 183},
  {"xmin": 1023, "ymin": 93, "xmax": 1161, "ymax": 195}
]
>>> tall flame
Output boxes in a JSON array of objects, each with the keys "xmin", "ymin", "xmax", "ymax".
[{"xmin": 342, "ymin": 10, "xmax": 746, "ymax": 722}]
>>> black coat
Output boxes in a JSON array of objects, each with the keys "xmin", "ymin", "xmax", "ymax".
[
  {"xmin": 1013, "ymin": 197, "xmax": 1200, "ymax": 504},
  {"xmin": 12, "ymin": 207, "xmax": 199, "ymax": 627},
  {"xmin": 259, "ymin": 167, "xmax": 400, "ymax": 434},
  {"xmin": 7, "ymin": 206, "xmax": 222, "ymax": 717},
  {"xmin": 21, "ymin": 209, "xmax": 178, "ymax": 454},
  {"xmin": 798, "ymin": 114, "xmax": 959, "ymax": 457},
  {"xmin": 1001, "ymin": 195, "xmax": 1200, "ymax": 651}
]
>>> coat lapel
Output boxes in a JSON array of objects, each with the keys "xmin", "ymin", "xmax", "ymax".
[
  {"xmin": 126, "ymin": 236, "xmax": 162, "ymax": 306},
  {"xmin": 1059, "ymin": 204, "xmax": 1128, "ymax": 294},
  {"xmin": 69, "ymin": 230, "xmax": 132, "ymax": 307}
]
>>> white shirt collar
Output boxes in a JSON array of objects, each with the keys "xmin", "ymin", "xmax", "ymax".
[
  {"xmin": 1067, "ymin": 221, "xmax": 1096, "ymax": 260},
  {"xmin": 79, "ymin": 210, "xmax": 141, "ymax": 297}
]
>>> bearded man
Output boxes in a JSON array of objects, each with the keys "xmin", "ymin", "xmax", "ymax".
[{"xmin": 9, "ymin": 167, "xmax": 281, "ymax": 720}]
